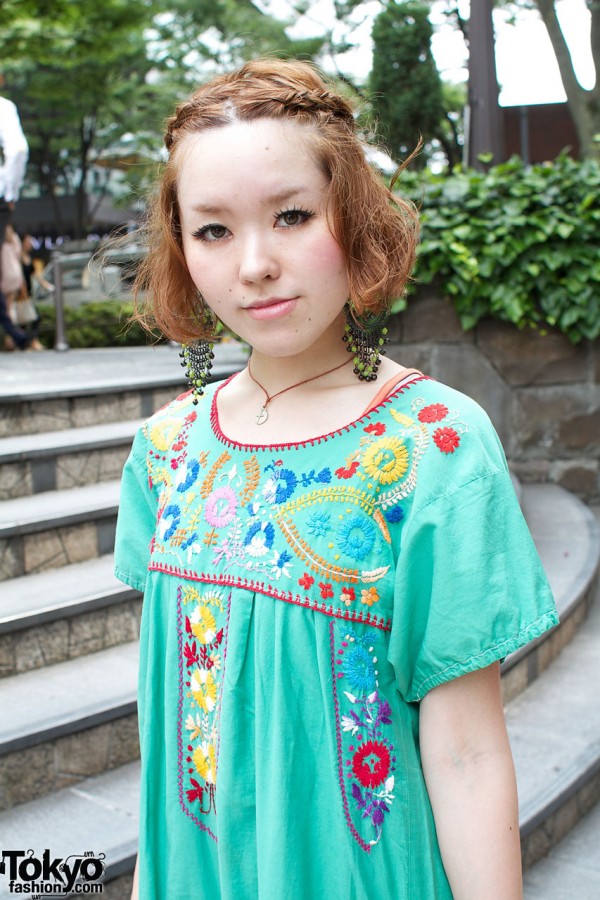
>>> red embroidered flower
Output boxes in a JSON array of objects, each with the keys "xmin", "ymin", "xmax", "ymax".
[
  {"xmin": 433, "ymin": 426, "xmax": 461, "ymax": 454},
  {"xmin": 418, "ymin": 403, "xmax": 449, "ymax": 424},
  {"xmin": 364, "ymin": 422, "xmax": 386, "ymax": 435},
  {"xmin": 186, "ymin": 778, "xmax": 205, "ymax": 804},
  {"xmin": 319, "ymin": 582, "xmax": 334, "ymax": 600},
  {"xmin": 335, "ymin": 460, "xmax": 360, "ymax": 479},
  {"xmin": 352, "ymin": 741, "xmax": 391, "ymax": 788},
  {"xmin": 298, "ymin": 573, "xmax": 315, "ymax": 590},
  {"xmin": 340, "ymin": 587, "xmax": 356, "ymax": 606}
]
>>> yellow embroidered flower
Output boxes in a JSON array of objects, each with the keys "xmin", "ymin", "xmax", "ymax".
[
  {"xmin": 190, "ymin": 605, "xmax": 217, "ymax": 644},
  {"xmin": 193, "ymin": 741, "xmax": 217, "ymax": 784},
  {"xmin": 191, "ymin": 668, "xmax": 218, "ymax": 712},
  {"xmin": 362, "ymin": 437, "xmax": 409, "ymax": 485},
  {"xmin": 361, "ymin": 587, "xmax": 380, "ymax": 606}
]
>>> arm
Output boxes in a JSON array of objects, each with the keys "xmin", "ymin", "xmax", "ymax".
[
  {"xmin": 130, "ymin": 856, "xmax": 139, "ymax": 900},
  {"xmin": 419, "ymin": 662, "xmax": 523, "ymax": 900}
]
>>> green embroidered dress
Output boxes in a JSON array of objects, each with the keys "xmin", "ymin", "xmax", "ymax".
[{"xmin": 114, "ymin": 373, "xmax": 558, "ymax": 899}]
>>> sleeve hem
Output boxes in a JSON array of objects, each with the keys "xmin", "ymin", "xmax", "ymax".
[
  {"xmin": 411, "ymin": 608, "xmax": 560, "ymax": 702},
  {"xmin": 114, "ymin": 565, "xmax": 147, "ymax": 593}
]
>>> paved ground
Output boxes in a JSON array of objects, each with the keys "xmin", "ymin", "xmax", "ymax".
[{"xmin": 0, "ymin": 342, "xmax": 248, "ymax": 402}]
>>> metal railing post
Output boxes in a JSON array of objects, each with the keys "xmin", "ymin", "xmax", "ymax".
[{"xmin": 51, "ymin": 251, "xmax": 70, "ymax": 352}]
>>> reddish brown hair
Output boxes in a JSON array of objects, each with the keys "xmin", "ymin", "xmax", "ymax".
[{"xmin": 134, "ymin": 58, "xmax": 419, "ymax": 343}]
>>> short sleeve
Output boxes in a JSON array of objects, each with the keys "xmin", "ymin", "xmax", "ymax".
[
  {"xmin": 114, "ymin": 429, "xmax": 157, "ymax": 593},
  {"xmin": 389, "ymin": 468, "xmax": 559, "ymax": 704}
]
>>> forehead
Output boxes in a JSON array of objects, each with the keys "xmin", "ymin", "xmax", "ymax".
[{"xmin": 175, "ymin": 119, "xmax": 325, "ymax": 195}]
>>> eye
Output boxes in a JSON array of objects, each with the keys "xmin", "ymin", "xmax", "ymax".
[
  {"xmin": 192, "ymin": 223, "xmax": 230, "ymax": 242},
  {"xmin": 274, "ymin": 208, "xmax": 315, "ymax": 228}
]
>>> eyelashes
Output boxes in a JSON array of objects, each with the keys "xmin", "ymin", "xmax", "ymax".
[{"xmin": 191, "ymin": 207, "xmax": 315, "ymax": 242}]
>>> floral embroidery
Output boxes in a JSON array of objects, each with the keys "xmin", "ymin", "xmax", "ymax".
[
  {"xmin": 418, "ymin": 403, "xmax": 448, "ymax": 424},
  {"xmin": 332, "ymin": 624, "xmax": 396, "ymax": 850},
  {"xmin": 299, "ymin": 573, "xmax": 315, "ymax": 590},
  {"xmin": 362, "ymin": 437, "xmax": 409, "ymax": 485},
  {"xmin": 433, "ymin": 426, "xmax": 461, "ymax": 454},
  {"xmin": 306, "ymin": 511, "xmax": 331, "ymax": 537},
  {"xmin": 320, "ymin": 582, "xmax": 334, "ymax": 600},
  {"xmin": 337, "ymin": 515, "xmax": 377, "ymax": 561},
  {"xmin": 204, "ymin": 486, "xmax": 237, "ymax": 528},
  {"xmin": 384, "ymin": 505, "xmax": 404, "ymax": 523},
  {"xmin": 335, "ymin": 460, "xmax": 360, "ymax": 479},
  {"xmin": 364, "ymin": 422, "xmax": 386, "ymax": 435},
  {"xmin": 178, "ymin": 584, "xmax": 229, "ymax": 839},
  {"xmin": 341, "ymin": 587, "xmax": 356, "ymax": 606},
  {"xmin": 361, "ymin": 587, "xmax": 379, "ymax": 607}
]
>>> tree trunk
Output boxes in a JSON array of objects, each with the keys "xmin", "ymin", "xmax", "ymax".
[{"xmin": 534, "ymin": 0, "xmax": 600, "ymax": 159}]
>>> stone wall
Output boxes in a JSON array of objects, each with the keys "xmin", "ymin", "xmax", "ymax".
[{"xmin": 386, "ymin": 288, "xmax": 599, "ymax": 503}]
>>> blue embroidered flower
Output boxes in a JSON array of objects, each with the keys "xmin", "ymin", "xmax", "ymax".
[
  {"xmin": 384, "ymin": 505, "xmax": 404, "ymax": 523},
  {"xmin": 337, "ymin": 515, "xmax": 376, "ymax": 560},
  {"xmin": 342, "ymin": 644, "xmax": 376, "ymax": 694},
  {"xmin": 263, "ymin": 467, "xmax": 298, "ymax": 504},
  {"xmin": 244, "ymin": 521, "xmax": 275, "ymax": 557},
  {"xmin": 316, "ymin": 468, "xmax": 332, "ymax": 483},
  {"xmin": 176, "ymin": 459, "xmax": 200, "ymax": 492},
  {"xmin": 307, "ymin": 511, "xmax": 331, "ymax": 538},
  {"xmin": 160, "ymin": 504, "xmax": 181, "ymax": 541},
  {"xmin": 270, "ymin": 549, "xmax": 293, "ymax": 580}
]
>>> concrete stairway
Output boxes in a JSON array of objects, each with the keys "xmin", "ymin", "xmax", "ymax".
[{"xmin": 0, "ymin": 346, "xmax": 598, "ymax": 898}]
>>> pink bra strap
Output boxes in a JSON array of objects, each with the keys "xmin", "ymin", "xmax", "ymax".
[{"xmin": 362, "ymin": 368, "xmax": 423, "ymax": 416}]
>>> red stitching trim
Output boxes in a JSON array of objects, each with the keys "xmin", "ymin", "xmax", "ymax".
[
  {"xmin": 330, "ymin": 621, "xmax": 371, "ymax": 854},
  {"xmin": 210, "ymin": 372, "xmax": 431, "ymax": 452},
  {"xmin": 149, "ymin": 562, "xmax": 392, "ymax": 632}
]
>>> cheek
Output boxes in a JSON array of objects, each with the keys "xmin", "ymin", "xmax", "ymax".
[{"xmin": 306, "ymin": 232, "xmax": 349, "ymax": 281}]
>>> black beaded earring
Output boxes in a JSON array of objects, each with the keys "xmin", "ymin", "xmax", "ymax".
[
  {"xmin": 342, "ymin": 304, "xmax": 389, "ymax": 382},
  {"xmin": 180, "ymin": 303, "xmax": 218, "ymax": 404}
]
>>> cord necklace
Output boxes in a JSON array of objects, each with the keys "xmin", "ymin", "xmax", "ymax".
[{"xmin": 247, "ymin": 357, "xmax": 352, "ymax": 425}]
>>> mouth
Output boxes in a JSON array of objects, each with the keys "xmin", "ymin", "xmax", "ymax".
[{"xmin": 245, "ymin": 297, "xmax": 298, "ymax": 320}]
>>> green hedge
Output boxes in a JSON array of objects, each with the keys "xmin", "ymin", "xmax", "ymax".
[
  {"xmin": 398, "ymin": 153, "xmax": 600, "ymax": 343},
  {"xmin": 36, "ymin": 300, "xmax": 164, "ymax": 348}
]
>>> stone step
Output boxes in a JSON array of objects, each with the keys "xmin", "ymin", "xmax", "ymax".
[
  {"xmin": 0, "ymin": 419, "xmax": 143, "ymax": 500},
  {"xmin": 0, "ymin": 762, "xmax": 139, "ymax": 898},
  {"xmin": 0, "ymin": 480, "xmax": 120, "ymax": 582},
  {"xmin": 0, "ymin": 555, "xmax": 141, "ymax": 679},
  {"xmin": 523, "ymin": 798, "xmax": 600, "ymax": 898},
  {"xmin": 501, "ymin": 484, "xmax": 600, "ymax": 703},
  {"xmin": 0, "ymin": 642, "xmax": 139, "ymax": 812},
  {"xmin": 511, "ymin": 509, "xmax": 600, "ymax": 871},
  {"xmin": 0, "ymin": 343, "xmax": 247, "ymax": 437}
]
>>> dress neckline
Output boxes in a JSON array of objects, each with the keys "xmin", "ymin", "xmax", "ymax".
[{"xmin": 209, "ymin": 369, "xmax": 428, "ymax": 452}]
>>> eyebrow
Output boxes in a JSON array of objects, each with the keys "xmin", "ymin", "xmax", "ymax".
[{"xmin": 191, "ymin": 186, "xmax": 309, "ymax": 216}]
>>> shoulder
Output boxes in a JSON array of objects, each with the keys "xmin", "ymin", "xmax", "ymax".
[
  {"xmin": 136, "ymin": 380, "xmax": 219, "ymax": 455},
  {"xmin": 378, "ymin": 376, "xmax": 509, "ymax": 509}
]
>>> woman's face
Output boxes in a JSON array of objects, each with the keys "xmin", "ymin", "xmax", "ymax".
[{"xmin": 177, "ymin": 118, "xmax": 350, "ymax": 360}]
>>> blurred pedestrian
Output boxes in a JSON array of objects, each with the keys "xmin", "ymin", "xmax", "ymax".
[{"xmin": 0, "ymin": 72, "xmax": 39, "ymax": 351}]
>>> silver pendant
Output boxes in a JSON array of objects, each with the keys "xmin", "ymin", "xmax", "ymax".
[{"xmin": 256, "ymin": 406, "xmax": 268, "ymax": 425}]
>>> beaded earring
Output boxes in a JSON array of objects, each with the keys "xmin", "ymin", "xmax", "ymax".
[
  {"xmin": 342, "ymin": 304, "xmax": 389, "ymax": 382},
  {"xmin": 179, "ymin": 303, "xmax": 218, "ymax": 404}
]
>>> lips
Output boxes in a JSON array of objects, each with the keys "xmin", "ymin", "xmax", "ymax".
[{"xmin": 245, "ymin": 297, "xmax": 298, "ymax": 321}]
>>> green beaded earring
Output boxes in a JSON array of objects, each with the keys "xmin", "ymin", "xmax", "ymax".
[
  {"xmin": 179, "ymin": 303, "xmax": 217, "ymax": 404},
  {"xmin": 342, "ymin": 304, "xmax": 389, "ymax": 382}
]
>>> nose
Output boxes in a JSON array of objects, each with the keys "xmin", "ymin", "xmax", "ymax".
[{"xmin": 238, "ymin": 232, "xmax": 280, "ymax": 284}]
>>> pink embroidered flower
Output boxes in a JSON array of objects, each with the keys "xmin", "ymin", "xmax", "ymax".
[
  {"xmin": 352, "ymin": 740, "xmax": 391, "ymax": 788},
  {"xmin": 433, "ymin": 426, "xmax": 461, "ymax": 454},
  {"xmin": 364, "ymin": 422, "xmax": 386, "ymax": 435},
  {"xmin": 335, "ymin": 460, "xmax": 360, "ymax": 479},
  {"xmin": 299, "ymin": 573, "xmax": 315, "ymax": 590},
  {"xmin": 340, "ymin": 587, "xmax": 356, "ymax": 606},
  {"xmin": 319, "ymin": 582, "xmax": 334, "ymax": 600},
  {"xmin": 418, "ymin": 403, "xmax": 449, "ymax": 423},
  {"xmin": 186, "ymin": 778, "xmax": 205, "ymax": 804},
  {"xmin": 361, "ymin": 587, "xmax": 379, "ymax": 606},
  {"xmin": 204, "ymin": 486, "xmax": 237, "ymax": 528}
]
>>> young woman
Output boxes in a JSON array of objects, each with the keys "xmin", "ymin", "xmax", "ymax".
[{"xmin": 115, "ymin": 58, "xmax": 558, "ymax": 900}]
